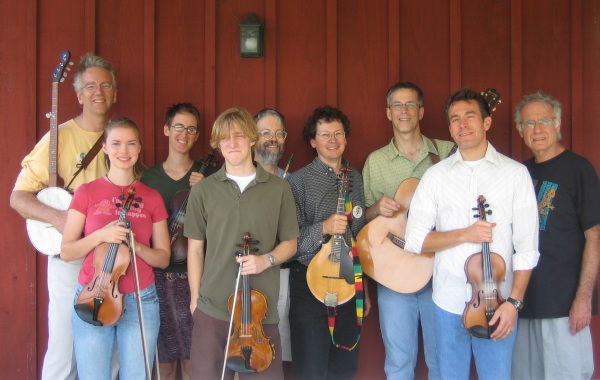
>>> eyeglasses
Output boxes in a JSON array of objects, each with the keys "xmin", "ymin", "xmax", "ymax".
[
  {"xmin": 316, "ymin": 131, "xmax": 346, "ymax": 141},
  {"xmin": 521, "ymin": 117, "xmax": 555, "ymax": 129},
  {"xmin": 83, "ymin": 83, "xmax": 114, "ymax": 93},
  {"xmin": 388, "ymin": 102, "xmax": 420, "ymax": 110},
  {"xmin": 172, "ymin": 123, "xmax": 199, "ymax": 135},
  {"xmin": 259, "ymin": 130, "xmax": 287, "ymax": 140}
]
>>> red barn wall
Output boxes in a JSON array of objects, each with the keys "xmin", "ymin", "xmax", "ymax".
[{"xmin": 1, "ymin": 0, "xmax": 599, "ymax": 378}]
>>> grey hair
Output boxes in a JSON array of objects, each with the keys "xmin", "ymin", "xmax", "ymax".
[
  {"xmin": 73, "ymin": 53, "xmax": 117, "ymax": 93},
  {"xmin": 514, "ymin": 91, "xmax": 562, "ymax": 139},
  {"xmin": 254, "ymin": 108, "xmax": 286, "ymax": 131}
]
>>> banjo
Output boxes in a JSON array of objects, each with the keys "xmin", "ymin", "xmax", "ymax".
[{"xmin": 26, "ymin": 51, "xmax": 73, "ymax": 256}]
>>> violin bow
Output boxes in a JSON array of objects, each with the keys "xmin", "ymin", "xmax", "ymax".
[
  {"xmin": 127, "ymin": 223, "xmax": 153, "ymax": 380},
  {"xmin": 282, "ymin": 153, "xmax": 294, "ymax": 179},
  {"xmin": 221, "ymin": 257, "xmax": 244, "ymax": 380}
]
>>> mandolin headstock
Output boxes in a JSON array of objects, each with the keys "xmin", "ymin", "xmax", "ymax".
[{"xmin": 337, "ymin": 166, "xmax": 352, "ymax": 194}]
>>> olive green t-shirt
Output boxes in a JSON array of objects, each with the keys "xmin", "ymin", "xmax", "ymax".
[{"xmin": 184, "ymin": 164, "xmax": 299, "ymax": 323}]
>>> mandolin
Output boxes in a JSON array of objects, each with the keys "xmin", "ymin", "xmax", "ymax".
[
  {"xmin": 306, "ymin": 167, "xmax": 355, "ymax": 306},
  {"xmin": 462, "ymin": 195, "xmax": 506, "ymax": 339},
  {"xmin": 168, "ymin": 150, "xmax": 217, "ymax": 264},
  {"xmin": 26, "ymin": 51, "xmax": 73, "ymax": 255}
]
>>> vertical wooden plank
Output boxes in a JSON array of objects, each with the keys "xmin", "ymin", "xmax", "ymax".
[
  {"xmin": 326, "ymin": 0, "xmax": 337, "ymax": 105},
  {"xmin": 204, "ymin": 0, "xmax": 216, "ymax": 142},
  {"xmin": 388, "ymin": 0, "xmax": 400, "ymax": 85},
  {"xmin": 0, "ymin": 0, "xmax": 39, "ymax": 377},
  {"xmin": 397, "ymin": 0, "xmax": 451, "ymax": 133},
  {"xmin": 28, "ymin": 2, "xmax": 39, "ymax": 378},
  {"xmin": 510, "ymin": 0, "xmax": 523, "ymax": 160},
  {"xmin": 27, "ymin": 2, "xmax": 39, "ymax": 377},
  {"xmin": 265, "ymin": 0, "xmax": 277, "ymax": 107},
  {"xmin": 275, "ymin": 0, "xmax": 327, "ymax": 169},
  {"xmin": 84, "ymin": 0, "xmax": 96, "ymax": 52},
  {"xmin": 449, "ymin": 0, "xmax": 461, "ymax": 91},
  {"xmin": 581, "ymin": 0, "xmax": 600, "ymax": 174},
  {"xmin": 143, "ymin": 0, "xmax": 155, "ymax": 165},
  {"xmin": 570, "ymin": 0, "xmax": 583, "ymax": 153}
]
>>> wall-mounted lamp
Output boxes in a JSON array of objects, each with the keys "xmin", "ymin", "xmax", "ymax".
[{"xmin": 240, "ymin": 13, "xmax": 263, "ymax": 58}]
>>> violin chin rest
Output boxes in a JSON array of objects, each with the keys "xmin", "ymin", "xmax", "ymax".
[
  {"xmin": 74, "ymin": 304, "xmax": 104, "ymax": 327},
  {"xmin": 226, "ymin": 357, "xmax": 257, "ymax": 374},
  {"xmin": 467, "ymin": 325, "xmax": 491, "ymax": 339}
]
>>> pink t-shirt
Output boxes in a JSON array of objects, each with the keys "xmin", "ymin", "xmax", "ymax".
[{"xmin": 70, "ymin": 177, "xmax": 168, "ymax": 293}]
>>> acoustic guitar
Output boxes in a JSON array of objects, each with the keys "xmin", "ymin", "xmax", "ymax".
[
  {"xmin": 306, "ymin": 167, "xmax": 355, "ymax": 306},
  {"xmin": 356, "ymin": 178, "xmax": 433, "ymax": 293},
  {"xmin": 26, "ymin": 51, "xmax": 73, "ymax": 255},
  {"xmin": 356, "ymin": 89, "xmax": 502, "ymax": 293}
]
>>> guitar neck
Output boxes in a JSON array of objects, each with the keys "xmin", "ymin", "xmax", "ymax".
[{"xmin": 48, "ymin": 81, "xmax": 59, "ymax": 188}]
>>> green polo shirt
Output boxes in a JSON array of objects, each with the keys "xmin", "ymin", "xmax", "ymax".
[
  {"xmin": 184, "ymin": 163, "xmax": 299, "ymax": 323},
  {"xmin": 363, "ymin": 136, "xmax": 455, "ymax": 207}
]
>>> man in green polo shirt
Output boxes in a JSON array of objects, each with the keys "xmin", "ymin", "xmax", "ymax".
[{"xmin": 362, "ymin": 82, "xmax": 454, "ymax": 380}]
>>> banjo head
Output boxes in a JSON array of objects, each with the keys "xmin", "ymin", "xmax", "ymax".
[{"xmin": 26, "ymin": 187, "xmax": 72, "ymax": 255}]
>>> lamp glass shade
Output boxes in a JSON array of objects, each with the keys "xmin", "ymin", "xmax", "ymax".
[{"xmin": 240, "ymin": 13, "xmax": 263, "ymax": 58}]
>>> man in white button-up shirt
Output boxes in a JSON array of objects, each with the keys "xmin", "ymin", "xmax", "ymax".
[{"xmin": 405, "ymin": 88, "xmax": 539, "ymax": 380}]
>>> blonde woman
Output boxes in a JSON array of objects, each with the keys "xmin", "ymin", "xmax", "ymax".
[{"xmin": 61, "ymin": 117, "xmax": 170, "ymax": 380}]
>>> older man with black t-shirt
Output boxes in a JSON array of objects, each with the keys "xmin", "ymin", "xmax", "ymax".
[{"xmin": 512, "ymin": 92, "xmax": 600, "ymax": 380}]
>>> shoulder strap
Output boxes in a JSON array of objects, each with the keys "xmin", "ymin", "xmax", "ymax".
[
  {"xmin": 428, "ymin": 139, "xmax": 459, "ymax": 164},
  {"xmin": 428, "ymin": 139, "xmax": 441, "ymax": 165},
  {"xmin": 65, "ymin": 132, "xmax": 105, "ymax": 190}
]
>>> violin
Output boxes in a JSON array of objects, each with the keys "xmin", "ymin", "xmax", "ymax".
[
  {"xmin": 74, "ymin": 188, "xmax": 140, "ymax": 326},
  {"xmin": 462, "ymin": 195, "xmax": 506, "ymax": 339},
  {"xmin": 168, "ymin": 151, "xmax": 217, "ymax": 264},
  {"xmin": 225, "ymin": 232, "xmax": 275, "ymax": 373}
]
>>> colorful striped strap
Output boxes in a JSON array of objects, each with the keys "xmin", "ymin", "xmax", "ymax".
[{"xmin": 326, "ymin": 191, "xmax": 364, "ymax": 351}]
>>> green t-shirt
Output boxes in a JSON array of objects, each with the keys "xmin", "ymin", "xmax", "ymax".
[{"xmin": 184, "ymin": 164, "xmax": 299, "ymax": 323}]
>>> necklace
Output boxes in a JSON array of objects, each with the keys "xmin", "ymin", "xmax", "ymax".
[{"xmin": 105, "ymin": 174, "xmax": 137, "ymax": 196}]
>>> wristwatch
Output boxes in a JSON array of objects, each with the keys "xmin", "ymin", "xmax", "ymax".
[
  {"xmin": 506, "ymin": 297, "xmax": 524, "ymax": 311},
  {"xmin": 265, "ymin": 253, "xmax": 275, "ymax": 267}
]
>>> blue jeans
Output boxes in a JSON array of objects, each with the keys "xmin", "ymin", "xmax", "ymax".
[
  {"xmin": 434, "ymin": 305, "xmax": 517, "ymax": 380},
  {"xmin": 72, "ymin": 283, "xmax": 160, "ymax": 380},
  {"xmin": 378, "ymin": 281, "xmax": 438, "ymax": 380}
]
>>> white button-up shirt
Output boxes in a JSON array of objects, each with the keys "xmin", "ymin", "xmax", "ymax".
[{"xmin": 405, "ymin": 143, "xmax": 540, "ymax": 314}]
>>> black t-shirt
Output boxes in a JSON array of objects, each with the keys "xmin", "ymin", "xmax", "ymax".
[{"xmin": 520, "ymin": 150, "xmax": 600, "ymax": 318}]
